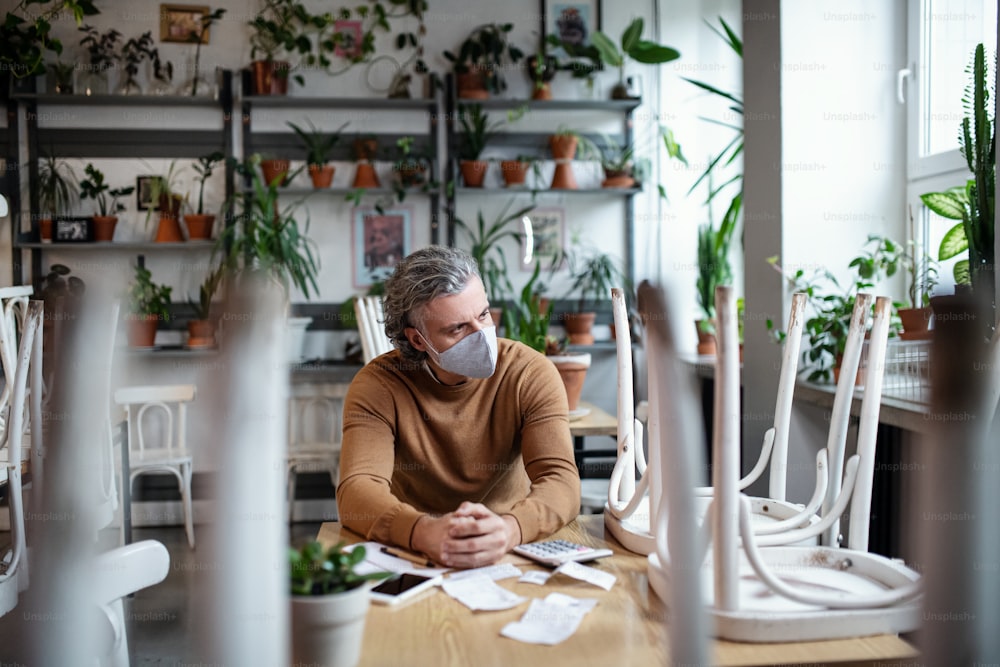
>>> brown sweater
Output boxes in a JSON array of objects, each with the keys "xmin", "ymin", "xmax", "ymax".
[{"xmin": 337, "ymin": 338, "xmax": 581, "ymax": 548}]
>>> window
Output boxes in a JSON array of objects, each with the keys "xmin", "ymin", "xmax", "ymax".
[{"xmin": 905, "ymin": 0, "xmax": 996, "ymax": 292}]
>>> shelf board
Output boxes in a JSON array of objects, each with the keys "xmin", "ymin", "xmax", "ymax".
[
  {"xmin": 15, "ymin": 241, "xmax": 216, "ymax": 250},
  {"xmin": 455, "ymin": 186, "xmax": 641, "ymax": 196},
  {"xmin": 12, "ymin": 93, "xmax": 223, "ymax": 108},
  {"xmin": 237, "ymin": 186, "xmax": 431, "ymax": 197},
  {"xmin": 469, "ymin": 98, "xmax": 642, "ymax": 113},
  {"xmin": 242, "ymin": 95, "xmax": 436, "ymax": 111}
]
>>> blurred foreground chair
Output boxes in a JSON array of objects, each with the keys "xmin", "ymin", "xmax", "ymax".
[
  {"xmin": 0, "ymin": 298, "xmax": 42, "ymax": 616},
  {"xmin": 354, "ymin": 296, "xmax": 392, "ymax": 363},
  {"xmin": 113, "ymin": 384, "xmax": 197, "ymax": 549}
]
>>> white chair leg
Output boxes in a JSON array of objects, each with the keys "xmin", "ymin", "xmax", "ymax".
[
  {"xmin": 287, "ymin": 467, "xmax": 297, "ymax": 523},
  {"xmin": 183, "ymin": 463, "xmax": 195, "ymax": 549}
]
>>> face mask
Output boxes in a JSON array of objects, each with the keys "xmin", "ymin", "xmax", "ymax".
[{"xmin": 421, "ymin": 325, "xmax": 498, "ymax": 379}]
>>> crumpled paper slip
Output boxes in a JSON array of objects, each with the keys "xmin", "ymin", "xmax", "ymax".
[
  {"xmin": 519, "ymin": 570, "xmax": 552, "ymax": 585},
  {"xmin": 441, "ymin": 573, "xmax": 527, "ymax": 611},
  {"xmin": 501, "ymin": 593, "xmax": 599, "ymax": 645},
  {"xmin": 555, "ymin": 560, "xmax": 616, "ymax": 590},
  {"xmin": 445, "ymin": 562, "xmax": 522, "ymax": 582}
]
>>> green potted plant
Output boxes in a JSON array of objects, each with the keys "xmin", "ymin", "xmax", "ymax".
[
  {"xmin": 115, "ymin": 30, "xmax": 157, "ymax": 95},
  {"xmin": 287, "ymin": 119, "xmax": 349, "ymax": 189},
  {"xmin": 351, "ymin": 133, "xmax": 381, "ymax": 189},
  {"xmin": 79, "ymin": 163, "xmax": 134, "ymax": 242},
  {"xmin": 392, "ymin": 136, "xmax": 430, "ymax": 195},
  {"xmin": 504, "ymin": 262, "xmax": 590, "ymax": 412},
  {"xmin": 881, "ymin": 219, "xmax": 939, "ymax": 341},
  {"xmin": 563, "ymin": 245, "xmax": 628, "ymax": 345},
  {"xmin": 919, "ymin": 42, "xmax": 995, "ymax": 331},
  {"xmin": 247, "ymin": 0, "xmax": 302, "ymax": 95},
  {"xmin": 1, "ymin": 1, "xmax": 99, "ymax": 89},
  {"xmin": 37, "ymin": 153, "xmax": 78, "ymax": 243},
  {"xmin": 178, "ymin": 6, "xmax": 225, "ymax": 97},
  {"xmin": 126, "ymin": 263, "xmax": 172, "ymax": 348},
  {"xmin": 288, "ymin": 540, "xmax": 390, "ymax": 667},
  {"xmin": 46, "ymin": 57, "xmax": 75, "ymax": 94},
  {"xmin": 768, "ymin": 234, "xmax": 903, "ymax": 384},
  {"xmin": 146, "ymin": 160, "xmax": 186, "ymax": 242},
  {"xmin": 499, "ymin": 154, "xmax": 540, "ymax": 189},
  {"xmin": 183, "ymin": 151, "xmax": 225, "ymax": 240},
  {"xmin": 694, "ymin": 193, "xmax": 741, "ymax": 355},
  {"xmin": 222, "ymin": 154, "xmax": 320, "ymax": 300},
  {"xmin": 186, "ymin": 261, "xmax": 224, "ymax": 348},
  {"xmin": 526, "ymin": 35, "xmax": 558, "ymax": 100},
  {"xmin": 444, "ymin": 23, "xmax": 524, "ymax": 99},
  {"xmin": 455, "ymin": 199, "xmax": 535, "ymax": 323},
  {"xmin": 78, "ymin": 24, "xmax": 121, "ymax": 95},
  {"xmin": 591, "ymin": 17, "xmax": 681, "ymax": 100},
  {"xmin": 457, "ymin": 104, "xmax": 506, "ymax": 188}
]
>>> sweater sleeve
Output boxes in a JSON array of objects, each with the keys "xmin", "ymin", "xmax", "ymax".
[
  {"xmin": 336, "ymin": 366, "xmax": 424, "ymax": 548},
  {"xmin": 503, "ymin": 353, "xmax": 581, "ymax": 542}
]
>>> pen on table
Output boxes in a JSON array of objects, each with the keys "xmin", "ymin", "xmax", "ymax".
[{"xmin": 381, "ymin": 546, "xmax": 435, "ymax": 568}]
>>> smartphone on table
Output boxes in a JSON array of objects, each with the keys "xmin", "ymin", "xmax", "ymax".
[{"xmin": 369, "ymin": 572, "xmax": 441, "ymax": 606}]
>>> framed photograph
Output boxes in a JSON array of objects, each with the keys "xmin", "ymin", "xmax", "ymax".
[
  {"xmin": 136, "ymin": 176, "xmax": 163, "ymax": 211},
  {"xmin": 334, "ymin": 20, "xmax": 363, "ymax": 59},
  {"xmin": 541, "ymin": 0, "xmax": 602, "ymax": 58},
  {"xmin": 520, "ymin": 207, "xmax": 566, "ymax": 271},
  {"xmin": 160, "ymin": 4, "xmax": 211, "ymax": 44},
  {"xmin": 352, "ymin": 206, "xmax": 412, "ymax": 287},
  {"xmin": 54, "ymin": 216, "xmax": 93, "ymax": 243}
]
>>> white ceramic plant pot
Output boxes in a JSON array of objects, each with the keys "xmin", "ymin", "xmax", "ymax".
[
  {"xmin": 290, "ymin": 584, "xmax": 370, "ymax": 667},
  {"xmin": 287, "ymin": 317, "xmax": 313, "ymax": 363}
]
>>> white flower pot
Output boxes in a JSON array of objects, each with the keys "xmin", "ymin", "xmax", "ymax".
[{"xmin": 290, "ymin": 584, "xmax": 370, "ymax": 667}]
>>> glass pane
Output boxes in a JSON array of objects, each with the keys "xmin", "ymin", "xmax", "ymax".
[{"xmin": 920, "ymin": 0, "xmax": 997, "ymax": 158}]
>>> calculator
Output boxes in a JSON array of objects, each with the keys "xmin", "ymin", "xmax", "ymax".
[{"xmin": 512, "ymin": 539, "xmax": 613, "ymax": 567}]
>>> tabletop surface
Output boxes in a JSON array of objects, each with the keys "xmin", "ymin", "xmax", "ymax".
[
  {"xmin": 316, "ymin": 515, "xmax": 919, "ymax": 667},
  {"xmin": 569, "ymin": 401, "xmax": 618, "ymax": 437}
]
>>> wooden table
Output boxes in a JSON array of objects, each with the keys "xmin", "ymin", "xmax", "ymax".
[
  {"xmin": 569, "ymin": 401, "xmax": 618, "ymax": 473},
  {"xmin": 316, "ymin": 515, "xmax": 919, "ymax": 667}
]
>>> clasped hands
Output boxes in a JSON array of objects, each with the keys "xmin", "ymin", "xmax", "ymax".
[{"xmin": 411, "ymin": 501, "xmax": 521, "ymax": 569}]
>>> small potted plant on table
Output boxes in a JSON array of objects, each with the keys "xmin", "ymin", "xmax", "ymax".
[
  {"xmin": 288, "ymin": 119, "xmax": 348, "ymax": 189},
  {"xmin": 126, "ymin": 263, "xmax": 172, "ymax": 348},
  {"xmin": 79, "ymin": 163, "xmax": 134, "ymax": 242},
  {"xmin": 289, "ymin": 540, "xmax": 390, "ymax": 667},
  {"xmin": 184, "ymin": 151, "xmax": 225, "ymax": 240}
]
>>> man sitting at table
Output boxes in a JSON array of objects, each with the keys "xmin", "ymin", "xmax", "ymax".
[{"xmin": 337, "ymin": 245, "xmax": 580, "ymax": 568}]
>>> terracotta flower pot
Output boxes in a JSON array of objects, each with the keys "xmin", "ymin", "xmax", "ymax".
[
  {"xmin": 460, "ymin": 160, "xmax": 489, "ymax": 187},
  {"xmin": 500, "ymin": 160, "xmax": 530, "ymax": 187},
  {"xmin": 695, "ymin": 319, "xmax": 716, "ymax": 356},
  {"xmin": 39, "ymin": 218, "xmax": 53, "ymax": 243},
  {"xmin": 549, "ymin": 135, "xmax": 578, "ymax": 160},
  {"xmin": 126, "ymin": 315, "xmax": 160, "ymax": 348},
  {"xmin": 549, "ymin": 135, "xmax": 579, "ymax": 190},
  {"xmin": 183, "ymin": 214, "xmax": 215, "ymax": 240},
  {"xmin": 532, "ymin": 82, "xmax": 552, "ymax": 100},
  {"xmin": 155, "ymin": 216, "xmax": 185, "ymax": 242},
  {"xmin": 898, "ymin": 306, "xmax": 933, "ymax": 340},
  {"xmin": 353, "ymin": 138, "xmax": 379, "ymax": 162},
  {"xmin": 261, "ymin": 159, "xmax": 290, "ymax": 187},
  {"xmin": 601, "ymin": 169, "xmax": 635, "ymax": 189},
  {"xmin": 92, "ymin": 215, "xmax": 118, "ymax": 242},
  {"xmin": 455, "ymin": 69, "xmax": 489, "ymax": 100},
  {"xmin": 563, "ymin": 312, "xmax": 597, "ymax": 345},
  {"xmin": 549, "ymin": 353, "xmax": 592, "ymax": 412},
  {"xmin": 249, "ymin": 59, "xmax": 290, "ymax": 96},
  {"xmin": 352, "ymin": 162, "xmax": 380, "ymax": 189},
  {"xmin": 187, "ymin": 319, "xmax": 216, "ymax": 348},
  {"xmin": 308, "ymin": 164, "xmax": 335, "ymax": 189}
]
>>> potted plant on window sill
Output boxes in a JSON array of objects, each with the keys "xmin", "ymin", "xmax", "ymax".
[
  {"xmin": 79, "ymin": 163, "xmax": 133, "ymax": 242},
  {"xmin": 694, "ymin": 194, "xmax": 740, "ymax": 355},
  {"xmin": 288, "ymin": 119, "xmax": 349, "ymax": 189},
  {"xmin": 126, "ymin": 263, "xmax": 172, "ymax": 348},
  {"xmin": 183, "ymin": 150, "xmax": 224, "ymax": 240},
  {"xmin": 289, "ymin": 540, "xmax": 391, "ymax": 667},
  {"xmin": 38, "ymin": 153, "xmax": 78, "ymax": 243}
]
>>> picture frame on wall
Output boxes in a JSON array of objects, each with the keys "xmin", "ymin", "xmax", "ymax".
[
  {"xmin": 352, "ymin": 206, "xmax": 412, "ymax": 287},
  {"xmin": 541, "ymin": 0, "xmax": 602, "ymax": 58},
  {"xmin": 136, "ymin": 176, "xmax": 162, "ymax": 211},
  {"xmin": 160, "ymin": 4, "xmax": 211, "ymax": 44},
  {"xmin": 520, "ymin": 207, "xmax": 566, "ymax": 271},
  {"xmin": 333, "ymin": 20, "xmax": 363, "ymax": 59}
]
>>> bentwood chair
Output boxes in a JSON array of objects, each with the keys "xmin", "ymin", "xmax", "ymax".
[
  {"xmin": 113, "ymin": 384, "xmax": 197, "ymax": 549},
  {"xmin": 286, "ymin": 382, "xmax": 345, "ymax": 522},
  {"xmin": 354, "ymin": 296, "xmax": 392, "ymax": 363}
]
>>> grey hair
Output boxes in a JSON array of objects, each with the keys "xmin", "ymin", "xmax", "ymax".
[{"xmin": 383, "ymin": 245, "xmax": 482, "ymax": 361}]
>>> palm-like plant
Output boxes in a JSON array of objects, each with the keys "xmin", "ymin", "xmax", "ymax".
[
  {"xmin": 37, "ymin": 153, "xmax": 78, "ymax": 217},
  {"xmin": 455, "ymin": 199, "xmax": 535, "ymax": 304},
  {"xmin": 287, "ymin": 120, "xmax": 349, "ymax": 166},
  {"xmin": 696, "ymin": 192, "xmax": 741, "ymax": 321}
]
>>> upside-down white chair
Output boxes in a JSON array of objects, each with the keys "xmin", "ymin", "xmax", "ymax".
[
  {"xmin": 113, "ymin": 384, "xmax": 197, "ymax": 549},
  {"xmin": 354, "ymin": 296, "xmax": 393, "ymax": 363},
  {"xmin": 0, "ymin": 298, "xmax": 42, "ymax": 617},
  {"xmin": 649, "ymin": 286, "xmax": 922, "ymax": 642}
]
